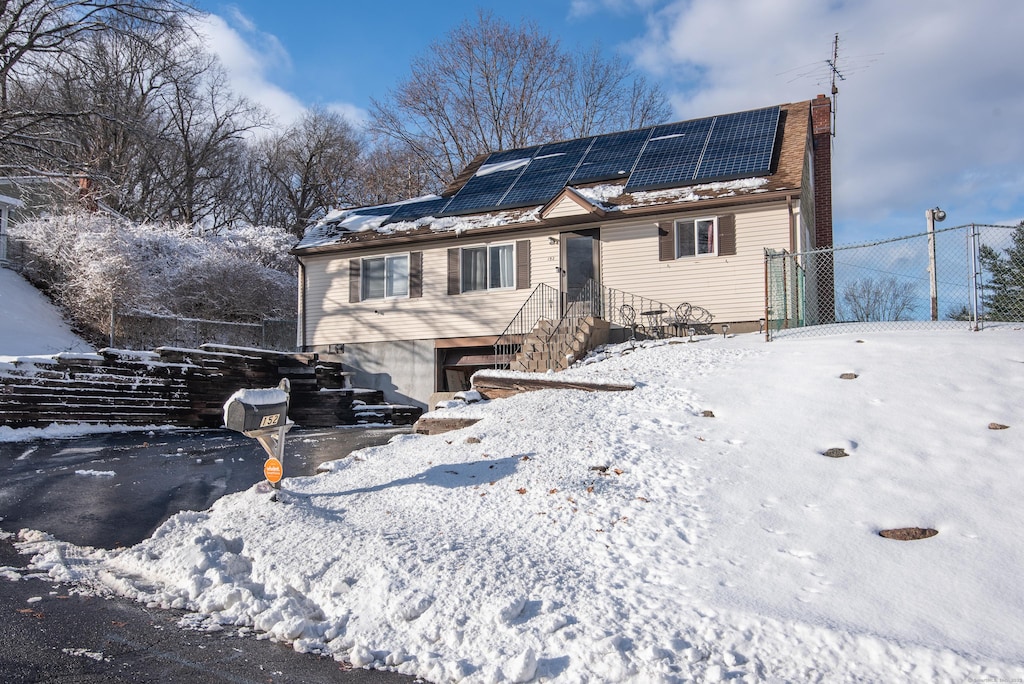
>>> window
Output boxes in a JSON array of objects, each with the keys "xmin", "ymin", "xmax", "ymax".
[
  {"xmin": 361, "ymin": 254, "xmax": 409, "ymax": 300},
  {"xmin": 461, "ymin": 244, "xmax": 514, "ymax": 292},
  {"xmin": 676, "ymin": 218, "xmax": 717, "ymax": 258}
]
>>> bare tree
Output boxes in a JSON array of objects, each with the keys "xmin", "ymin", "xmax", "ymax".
[
  {"xmin": 147, "ymin": 56, "xmax": 265, "ymax": 227},
  {"xmin": 262, "ymin": 107, "xmax": 363, "ymax": 236},
  {"xmin": 556, "ymin": 44, "xmax": 671, "ymax": 138},
  {"xmin": 0, "ymin": 0, "xmax": 191, "ymax": 173},
  {"xmin": 370, "ymin": 10, "xmax": 565, "ymax": 187},
  {"xmin": 839, "ymin": 276, "xmax": 918, "ymax": 322},
  {"xmin": 354, "ymin": 138, "xmax": 436, "ymax": 206},
  {"xmin": 369, "ymin": 11, "xmax": 670, "ymax": 189}
]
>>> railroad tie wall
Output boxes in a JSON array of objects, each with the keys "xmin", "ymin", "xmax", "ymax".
[{"xmin": 0, "ymin": 345, "xmax": 421, "ymax": 429}]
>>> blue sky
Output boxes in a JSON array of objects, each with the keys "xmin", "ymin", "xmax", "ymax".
[{"xmin": 192, "ymin": 1, "xmax": 1024, "ymax": 245}]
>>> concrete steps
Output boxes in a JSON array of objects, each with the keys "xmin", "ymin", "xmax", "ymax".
[{"xmin": 511, "ymin": 316, "xmax": 609, "ymax": 373}]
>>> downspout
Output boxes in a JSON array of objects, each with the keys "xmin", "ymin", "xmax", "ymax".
[
  {"xmin": 297, "ymin": 259, "xmax": 306, "ymax": 351},
  {"xmin": 786, "ymin": 194, "xmax": 796, "ymax": 252}
]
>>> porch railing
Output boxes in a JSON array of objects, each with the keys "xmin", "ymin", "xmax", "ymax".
[
  {"xmin": 493, "ymin": 283, "xmax": 561, "ymax": 369},
  {"xmin": 494, "ymin": 279, "xmax": 713, "ymax": 371}
]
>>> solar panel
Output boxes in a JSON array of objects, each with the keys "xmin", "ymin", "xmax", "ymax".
[
  {"xmin": 569, "ymin": 128, "xmax": 651, "ymax": 185},
  {"xmin": 624, "ymin": 118, "xmax": 714, "ymax": 192},
  {"xmin": 441, "ymin": 146, "xmax": 541, "ymax": 216},
  {"xmin": 693, "ymin": 106, "xmax": 779, "ymax": 181},
  {"xmin": 497, "ymin": 138, "xmax": 592, "ymax": 208},
  {"xmin": 383, "ymin": 197, "xmax": 451, "ymax": 225},
  {"xmin": 348, "ymin": 205, "xmax": 397, "ymax": 216}
]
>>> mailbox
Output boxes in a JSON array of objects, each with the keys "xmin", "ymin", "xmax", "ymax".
[
  {"xmin": 223, "ymin": 380, "xmax": 291, "ymax": 435},
  {"xmin": 224, "ymin": 389, "xmax": 289, "ymax": 434},
  {"xmin": 223, "ymin": 380, "xmax": 293, "ymax": 493}
]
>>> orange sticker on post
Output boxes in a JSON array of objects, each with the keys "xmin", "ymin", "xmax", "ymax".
[{"xmin": 263, "ymin": 458, "xmax": 283, "ymax": 483}]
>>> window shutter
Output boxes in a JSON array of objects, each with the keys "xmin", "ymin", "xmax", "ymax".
[
  {"xmin": 409, "ymin": 251, "xmax": 423, "ymax": 298},
  {"xmin": 516, "ymin": 240, "xmax": 531, "ymax": 289},
  {"xmin": 447, "ymin": 248, "xmax": 461, "ymax": 295},
  {"xmin": 718, "ymin": 214, "xmax": 736, "ymax": 256},
  {"xmin": 658, "ymin": 222, "xmax": 675, "ymax": 261},
  {"xmin": 349, "ymin": 259, "xmax": 361, "ymax": 303}
]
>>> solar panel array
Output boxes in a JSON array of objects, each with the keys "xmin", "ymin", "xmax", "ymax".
[
  {"xmin": 496, "ymin": 138, "xmax": 592, "ymax": 209},
  {"xmin": 622, "ymin": 118, "xmax": 715, "ymax": 192},
  {"xmin": 340, "ymin": 105, "xmax": 781, "ymax": 227}
]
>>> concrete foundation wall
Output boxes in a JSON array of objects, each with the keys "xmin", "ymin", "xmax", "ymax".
[{"xmin": 341, "ymin": 339, "xmax": 435, "ymax": 409}]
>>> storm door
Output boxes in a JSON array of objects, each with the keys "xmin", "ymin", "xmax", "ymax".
[{"xmin": 560, "ymin": 228, "xmax": 600, "ymax": 315}]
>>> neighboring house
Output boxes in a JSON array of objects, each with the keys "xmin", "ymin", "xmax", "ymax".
[
  {"xmin": 0, "ymin": 192, "xmax": 23, "ymax": 262},
  {"xmin": 0, "ymin": 176, "xmax": 122, "ymax": 264},
  {"xmin": 292, "ymin": 95, "xmax": 834, "ymax": 408}
]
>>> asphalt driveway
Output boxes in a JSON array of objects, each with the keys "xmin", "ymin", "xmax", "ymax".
[{"xmin": 0, "ymin": 426, "xmax": 420, "ymax": 683}]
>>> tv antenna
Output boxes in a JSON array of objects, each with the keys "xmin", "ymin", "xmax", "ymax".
[
  {"xmin": 827, "ymin": 33, "xmax": 843, "ymax": 136},
  {"xmin": 777, "ymin": 33, "xmax": 881, "ymax": 138}
]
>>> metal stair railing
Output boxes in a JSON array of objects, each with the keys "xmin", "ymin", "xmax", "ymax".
[
  {"xmin": 496, "ymin": 279, "xmax": 714, "ymax": 371},
  {"xmin": 493, "ymin": 283, "xmax": 560, "ymax": 369}
]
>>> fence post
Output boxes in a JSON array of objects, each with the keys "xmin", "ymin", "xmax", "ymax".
[
  {"xmin": 763, "ymin": 250, "xmax": 770, "ymax": 341},
  {"xmin": 969, "ymin": 224, "xmax": 981, "ymax": 331}
]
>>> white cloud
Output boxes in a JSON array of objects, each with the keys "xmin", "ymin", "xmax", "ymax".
[
  {"xmin": 569, "ymin": 0, "xmax": 661, "ymax": 19},
  {"xmin": 327, "ymin": 101, "xmax": 370, "ymax": 128},
  {"xmin": 194, "ymin": 10, "xmax": 366, "ymax": 131},
  {"xmin": 195, "ymin": 12, "xmax": 304, "ymax": 127},
  {"xmin": 627, "ymin": 0, "xmax": 1024, "ymax": 239}
]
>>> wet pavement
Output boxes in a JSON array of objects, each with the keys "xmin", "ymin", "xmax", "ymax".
[
  {"xmin": 0, "ymin": 426, "xmax": 405, "ymax": 549},
  {"xmin": 0, "ymin": 426, "xmax": 420, "ymax": 683}
]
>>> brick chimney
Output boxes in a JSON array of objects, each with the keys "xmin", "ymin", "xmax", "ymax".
[
  {"xmin": 811, "ymin": 94, "xmax": 835, "ymax": 323},
  {"xmin": 78, "ymin": 177, "xmax": 99, "ymax": 212},
  {"xmin": 811, "ymin": 94, "xmax": 832, "ymax": 249}
]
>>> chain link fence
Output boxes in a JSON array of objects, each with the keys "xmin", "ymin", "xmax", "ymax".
[
  {"xmin": 111, "ymin": 312, "xmax": 297, "ymax": 351},
  {"xmin": 766, "ymin": 223, "xmax": 1024, "ymax": 339}
]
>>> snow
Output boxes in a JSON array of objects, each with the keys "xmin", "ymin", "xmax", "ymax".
[
  {"xmin": 6, "ymin": 327, "xmax": 1024, "ymax": 682},
  {"xmin": 224, "ymin": 387, "xmax": 289, "ymax": 408},
  {"xmin": 475, "ymin": 158, "xmax": 531, "ymax": 177},
  {"xmin": 575, "ymin": 177, "xmax": 769, "ymax": 209},
  {"xmin": 297, "ymin": 177, "xmax": 771, "ymax": 251},
  {"xmin": 0, "ymin": 268, "xmax": 93, "ymax": 358}
]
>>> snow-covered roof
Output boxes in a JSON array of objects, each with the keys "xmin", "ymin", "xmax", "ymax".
[
  {"xmin": 0, "ymin": 193, "xmax": 25, "ymax": 208},
  {"xmin": 294, "ymin": 100, "xmax": 813, "ymax": 254}
]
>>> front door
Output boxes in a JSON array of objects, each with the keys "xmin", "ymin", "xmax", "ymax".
[{"xmin": 560, "ymin": 228, "xmax": 600, "ymax": 313}]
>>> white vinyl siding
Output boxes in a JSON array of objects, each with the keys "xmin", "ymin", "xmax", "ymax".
[
  {"xmin": 302, "ymin": 234, "xmax": 559, "ymax": 345},
  {"xmin": 602, "ymin": 204, "xmax": 790, "ymax": 322},
  {"xmin": 545, "ymin": 195, "xmax": 590, "ymax": 219}
]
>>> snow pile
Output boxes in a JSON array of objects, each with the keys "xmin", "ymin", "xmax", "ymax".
[{"xmin": 13, "ymin": 330, "xmax": 1024, "ymax": 682}]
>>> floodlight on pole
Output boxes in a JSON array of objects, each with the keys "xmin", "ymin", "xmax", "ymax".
[{"xmin": 926, "ymin": 207, "xmax": 945, "ymax": 321}]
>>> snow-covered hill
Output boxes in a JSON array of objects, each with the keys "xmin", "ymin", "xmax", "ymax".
[
  {"xmin": 14, "ymin": 326, "xmax": 1024, "ymax": 683},
  {"xmin": 0, "ymin": 267, "xmax": 92, "ymax": 357}
]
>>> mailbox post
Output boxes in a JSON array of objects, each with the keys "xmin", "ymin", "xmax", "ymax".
[{"xmin": 223, "ymin": 379, "xmax": 293, "ymax": 491}]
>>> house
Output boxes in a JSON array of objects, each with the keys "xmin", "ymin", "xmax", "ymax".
[
  {"xmin": 0, "ymin": 191, "xmax": 22, "ymax": 262},
  {"xmin": 0, "ymin": 176, "xmax": 113, "ymax": 263},
  {"xmin": 292, "ymin": 95, "xmax": 834, "ymax": 409}
]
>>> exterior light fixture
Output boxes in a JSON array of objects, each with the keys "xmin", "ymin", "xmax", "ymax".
[
  {"xmin": 548, "ymin": 236, "xmax": 559, "ymax": 245},
  {"xmin": 722, "ymin": 324, "xmax": 730, "ymax": 338},
  {"xmin": 758, "ymin": 317, "xmax": 766, "ymax": 334},
  {"xmin": 688, "ymin": 327, "xmax": 695, "ymax": 342}
]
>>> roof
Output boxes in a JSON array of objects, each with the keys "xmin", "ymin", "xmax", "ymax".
[{"xmin": 294, "ymin": 100, "xmax": 813, "ymax": 255}]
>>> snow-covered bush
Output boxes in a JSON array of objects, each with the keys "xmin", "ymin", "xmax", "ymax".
[{"xmin": 8, "ymin": 211, "xmax": 298, "ymax": 342}]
